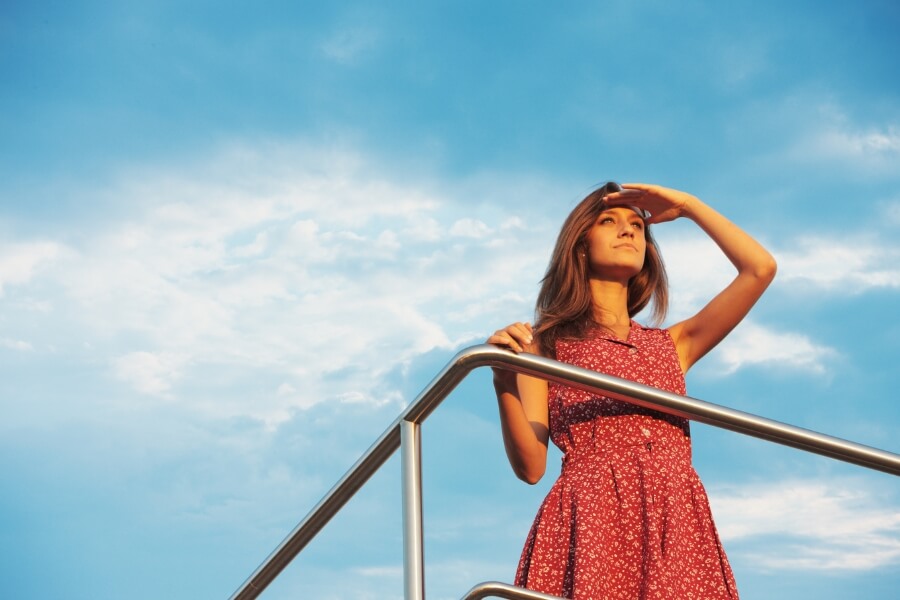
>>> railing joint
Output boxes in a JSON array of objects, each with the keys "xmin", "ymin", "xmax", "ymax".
[{"xmin": 228, "ymin": 344, "xmax": 900, "ymax": 600}]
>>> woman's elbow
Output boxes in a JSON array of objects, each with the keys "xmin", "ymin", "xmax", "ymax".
[
  {"xmin": 514, "ymin": 463, "xmax": 546, "ymax": 485},
  {"xmin": 752, "ymin": 253, "xmax": 777, "ymax": 284},
  {"xmin": 760, "ymin": 255, "xmax": 777, "ymax": 283}
]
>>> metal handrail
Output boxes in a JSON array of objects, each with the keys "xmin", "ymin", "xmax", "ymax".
[
  {"xmin": 460, "ymin": 581, "xmax": 567, "ymax": 600},
  {"xmin": 228, "ymin": 344, "xmax": 900, "ymax": 600}
]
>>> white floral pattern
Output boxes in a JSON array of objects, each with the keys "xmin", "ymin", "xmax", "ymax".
[{"xmin": 515, "ymin": 323, "xmax": 739, "ymax": 599}]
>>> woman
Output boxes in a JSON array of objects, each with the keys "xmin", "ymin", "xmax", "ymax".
[{"xmin": 488, "ymin": 182, "xmax": 776, "ymax": 599}]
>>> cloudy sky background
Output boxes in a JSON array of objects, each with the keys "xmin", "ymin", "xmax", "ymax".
[{"xmin": 1, "ymin": 1, "xmax": 899, "ymax": 599}]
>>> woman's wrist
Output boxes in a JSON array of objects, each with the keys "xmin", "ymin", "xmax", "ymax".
[
  {"xmin": 492, "ymin": 369, "xmax": 518, "ymax": 395},
  {"xmin": 679, "ymin": 193, "xmax": 703, "ymax": 221}
]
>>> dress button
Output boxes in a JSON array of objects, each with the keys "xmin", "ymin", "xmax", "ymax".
[{"xmin": 629, "ymin": 347, "xmax": 638, "ymax": 354}]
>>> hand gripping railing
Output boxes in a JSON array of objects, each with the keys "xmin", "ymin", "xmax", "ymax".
[{"xmin": 228, "ymin": 344, "xmax": 900, "ymax": 600}]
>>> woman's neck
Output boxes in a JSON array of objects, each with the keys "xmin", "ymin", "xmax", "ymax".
[{"xmin": 589, "ymin": 279, "xmax": 631, "ymax": 337}]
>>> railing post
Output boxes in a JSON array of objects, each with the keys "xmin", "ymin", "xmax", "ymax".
[
  {"xmin": 401, "ymin": 419, "xmax": 425, "ymax": 600},
  {"xmin": 228, "ymin": 345, "xmax": 900, "ymax": 600}
]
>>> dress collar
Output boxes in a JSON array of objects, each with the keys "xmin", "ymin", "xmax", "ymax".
[{"xmin": 593, "ymin": 320, "xmax": 642, "ymax": 347}]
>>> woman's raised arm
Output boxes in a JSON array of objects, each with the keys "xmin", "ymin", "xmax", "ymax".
[{"xmin": 607, "ymin": 184, "xmax": 777, "ymax": 373}]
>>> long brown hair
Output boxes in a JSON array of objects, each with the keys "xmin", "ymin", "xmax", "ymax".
[{"xmin": 534, "ymin": 182, "xmax": 669, "ymax": 358}]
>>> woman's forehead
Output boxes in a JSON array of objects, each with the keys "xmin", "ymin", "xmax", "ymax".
[{"xmin": 598, "ymin": 205, "xmax": 647, "ymax": 219}]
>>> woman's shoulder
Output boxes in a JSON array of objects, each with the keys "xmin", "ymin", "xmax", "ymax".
[{"xmin": 631, "ymin": 321, "xmax": 678, "ymax": 347}]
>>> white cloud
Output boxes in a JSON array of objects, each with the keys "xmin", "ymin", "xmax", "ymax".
[
  {"xmin": 712, "ymin": 478, "xmax": 900, "ymax": 571},
  {"xmin": 712, "ymin": 320, "xmax": 837, "ymax": 375},
  {"xmin": 657, "ymin": 220, "xmax": 900, "ymax": 310},
  {"xmin": 401, "ymin": 215, "xmax": 444, "ymax": 243},
  {"xmin": 776, "ymin": 237, "xmax": 900, "ymax": 292},
  {"xmin": 2, "ymin": 142, "xmax": 553, "ymax": 424},
  {"xmin": 112, "ymin": 351, "xmax": 190, "ymax": 397},
  {"xmin": 20, "ymin": 147, "xmax": 880, "ymax": 421},
  {"xmin": 654, "ymin": 230, "xmax": 892, "ymax": 376},
  {"xmin": 450, "ymin": 218, "xmax": 493, "ymax": 238},
  {"xmin": 648, "ymin": 231, "xmax": 838, "ymax": 375},
  {"xmin": 232, "ymin": 231, "xmax": 269, "ymax": 258},
  {"xmin": 781, "ymin": 100, "xmax": 900, "ymax": 174},
  {"xmin": 499, "ymin": 216, "xmax": 527, "ymax": 232},
  {"xmin": 1, "ymin": 337, "xmax": 33, "ymax": 351},
  {"xmin": 654, "ymin": 232, "xmax": 737, "ymax": 319},
  {"xmin": 813, "ymin": 126, "xmax": 900, "ymax": 160},
  {"xmin": 0, "ymin": 241, "xmax": 66, "ymax": 296}
]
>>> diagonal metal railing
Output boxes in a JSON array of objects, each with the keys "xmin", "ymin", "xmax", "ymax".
[{"xmin": 228, "ymin": 344, "xmax": 900, "ymax": 600}]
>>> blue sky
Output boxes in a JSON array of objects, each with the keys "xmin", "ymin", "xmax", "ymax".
[{"xmin": 1, "ymin": 1, "xmax": 899, "ymax": 599}]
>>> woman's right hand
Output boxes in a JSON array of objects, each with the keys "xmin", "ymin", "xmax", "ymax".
[
  {"xmin": 487, "ymin": 322, "xmax": 535, "ymax": 354},
  {"xmin": 487, "ymin": 321, "xmax": 551, "ymax": 484}
]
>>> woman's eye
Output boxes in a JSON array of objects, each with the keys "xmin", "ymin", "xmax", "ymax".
[{"xmin": 599, "ymin": 217, "xmax": 614, "ymax": 224}]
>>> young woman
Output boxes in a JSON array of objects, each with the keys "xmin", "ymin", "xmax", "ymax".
[{"xmin": 488, "ymin": 182, "xmax": 776, "ymax": 599}]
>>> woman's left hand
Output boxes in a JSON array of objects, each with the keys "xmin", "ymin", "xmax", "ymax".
[{"xmin": 605, "ymin": 183, "xmax": 697, "ymax": 225}]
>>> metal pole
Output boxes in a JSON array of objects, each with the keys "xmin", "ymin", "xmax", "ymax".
[
  {"xmin": 228, "ymin": 344, "xmax": 900, "ymax": 600},
  {"xmin": 467, "ymin": 346, "xmax": 900, "ymax": 476},
  {"xmin": 459, "ymin": 580, "xmax": 568, "ymax": 600},
  {"xmin": 228, "ymin": 425, "xmax": 401, "ymax": 600},
  {"xmin": 401, "ymin": 419, "xmax": 426, "ymax": 600}
]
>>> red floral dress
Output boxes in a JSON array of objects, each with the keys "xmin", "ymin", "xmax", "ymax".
[{"xmin": 515, "ymin": 323, "xmax": 739, "ymax": 599}]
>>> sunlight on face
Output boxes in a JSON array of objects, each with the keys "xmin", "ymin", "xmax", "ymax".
[{"xmin": 584, "ymin": 207, "xmax": 647, "ymax": 279}]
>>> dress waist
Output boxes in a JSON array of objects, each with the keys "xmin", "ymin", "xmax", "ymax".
[{"xmin": 560, "ymin": 413, "xmax": 692, "ymax": 468}]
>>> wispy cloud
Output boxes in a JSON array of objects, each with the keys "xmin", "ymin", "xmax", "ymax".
[
  {"xmin": 655, "ymin": 232, "xmax": 737, "ymax": 319},
  {"xmin": 450, "ymin": 218, "xmax": 493, "ymax": 238},
  {"xmin": 1, "ymin": 337, "xmax": 33, "ymax": 351},
  {"xmin": 712, "ymin": 320, "xmax": 837, "ymax": 375},
  {"xmin": 781, "ymin": 99, "xmax": 900, "ymax": 175},
  {"xmin": 111, "ymin": 351, "xmax": 190, "ymax": 397},
  {"xmin": 712, "ymin": 477, "xmax": 900, "ymax": 571},
  {"xmin": 776, "ymin": 236, "xmax": 900, "ymax": 292},
  {"xmin": 655, "ymin": 232, "xmax": 845, "ymax": 376},
  {"xmin": 806, "ymin": 125, "xmax": 900, "ymax": 168},
  {"xmin": 0, "ymin": 142, "xmax": 552, "ymax": 425},
  {"xmin": 660, "ymin": 225, "xmax": 900, "ymax": 312},
  {"xmin": 0, "ymin": 241, "xmax": 66, "ymax": 297}
]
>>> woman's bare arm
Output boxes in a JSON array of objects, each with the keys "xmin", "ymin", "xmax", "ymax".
[
  {"xmin": 608, "ymin": 184, "xmax": 777, "ymax": 373},
  {"xmin": 487, "ymin": 322, "xmax": 550, "ymax": 484}
]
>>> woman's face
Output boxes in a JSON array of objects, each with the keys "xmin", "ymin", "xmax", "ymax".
[{"xmin": 583, "ymin": 206, "xmax": 647, "ymax": 280}]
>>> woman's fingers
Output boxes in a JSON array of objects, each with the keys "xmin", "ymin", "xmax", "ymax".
[
  {"xmin": 605, "ymin": 183, "xmax": 692, "ymax": 224},
  {"xmin": 487, "ymin": 322, "xmax": 534, "ymax": 353}
]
